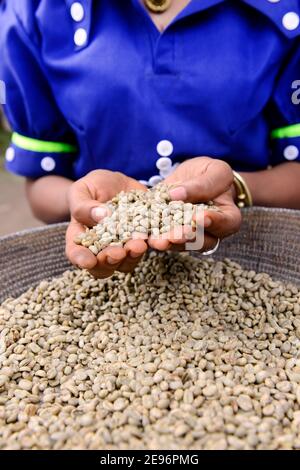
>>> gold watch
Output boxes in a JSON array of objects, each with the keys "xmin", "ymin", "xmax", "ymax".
[{"xmin": 233, "ymin": 171, "xmax": 253, "ymax": 208}]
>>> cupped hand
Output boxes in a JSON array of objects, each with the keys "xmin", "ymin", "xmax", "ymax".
[
  {"xmin": 66, "ymin": 170, "xmax": 148, "ymax": 278},
  {"xmin": 148, "ymin": 157, "xmax": 242, "ymax": 253}
]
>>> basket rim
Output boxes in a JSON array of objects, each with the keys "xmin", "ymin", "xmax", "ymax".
[
  {"xmin": 0, "ymin": 206, "xmax": 300, "ymax": 242},
  {"xmin": 0, "ymin": 222, "xmax": 67, "ymax": 243}
]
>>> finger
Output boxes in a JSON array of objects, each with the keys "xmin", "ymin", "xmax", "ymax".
[
  {"xmin": 66, "ymin": 220, "xmax": 98, "ymax": 270},
  {"xmin": 148, "ymin": 225, "xmax": 196, "ymax": 247},
  {"xmin": 148, "ymin": 226, "xmax": 195, "ymax": 250},
  {"xmin": 115, "ymin": 239, "xmax": 148, "ymax": 273},
  {"xmin": 167, "ymin": 225, "xmax": 196, "ymax": 244},
  {"xmin": 186, "ymin": 232, "xmax": 217, "ymax": 252},
  {"xmin": 117, "ymin": 255, "xmax": 144, "ymax": 273},
  {"xmin": 125, "ymin": 239, "xmax": 148, "ymax": 257},
  {"xmin": 69, "ymin": 171, "xmax": 147, "ymax": 228},
  {"xmin": 124, "ymin": 176, "xmax": 149, "ymax": 192},
  {"xmin": 87, "ymin": 246, "xmax": 127, "ymax": 279},
  {"xmin": 69, "ymin": 181, "xmax": 110, "ymax": 227},
  {"xmin": 99, "ymin": 246, "xmax": 127, "ymax": 265},
  {"xmin": 200, "ymin": 233, "xmax": 219, "ymax": 253},
  {"xmin": 148, "ymin": 236, "xmax": 172, "ymax": 251},
  {"xmin": 199, "ymin": 205, "xmax": 242, "ymax": 239},
  {"xmin": 169, "ymin": 233, "xmax": 217, "ymax": 253},
  {"xmin": 169, "ymin": 161, "xmax": 234, "ymax": 203}
]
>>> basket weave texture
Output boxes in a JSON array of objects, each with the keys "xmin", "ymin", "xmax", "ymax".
[{"xmin": 0, "ymin": 207, "xmax": 299, "ymax": 303}]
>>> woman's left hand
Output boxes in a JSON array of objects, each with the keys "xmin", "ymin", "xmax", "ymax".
[{"xmin": 148, "ymin": 157, "xmax": 242, "ymax": 252}]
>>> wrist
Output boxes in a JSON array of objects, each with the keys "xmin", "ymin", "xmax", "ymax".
[
  {"xmin": 29, "ymin": 176, "xmax": 72, "ymax": 224},
  {"xmin": 239, "ymin": 171, "xmax": 266, "ymax": 207},
  {"xmin": 232, "ymin": 171, "xmax": 253, "ymax": 207}
]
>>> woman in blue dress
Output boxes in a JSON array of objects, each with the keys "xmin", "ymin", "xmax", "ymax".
[{"xmin": 1, "ymin": 0, "xmax": 300, "ymax": 277}]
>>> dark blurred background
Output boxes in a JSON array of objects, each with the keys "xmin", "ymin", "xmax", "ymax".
[{"xmin": 0, "ymin": 107, "xmax": 41, "ymax": 236}]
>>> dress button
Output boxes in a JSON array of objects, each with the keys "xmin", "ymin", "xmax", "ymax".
[
  {"xmin": 282, "ymin": 12, "xmax": 300, "ymax": 31},
  {"xmin": 283, "ymin": 145, "xmax": 299, "ymax": 160},
  {"xmin": 267, "ymin": 0, "xmax": 280, "ymax": 3},
  {"xmin": 159, "ymin": 168, "xmax": 173, "ymax": 178},
  {"xmin": 70, "ymin": 2, "xmax": 85, "ymax": 22},
  {"xmin": 156, "ymin": 157, "xmax": 172, "ymax": 171},
  {"xmin": 157, "ymin": 140, "xmax": 174, "ymax": 157},
  {"xmin": 5, "ymin": 147, "xmax": 15, "ymax": 162},
  {"xmin": 149, "ymin": 175, "xmax": 163, "ymax": 186},
  {"xmin": 74, "ymin": 28, "xmax": 87, "ymax": 47},
  {"xmin": 41, "ymin": 157, "xmax": 56, "ymax": 172}
]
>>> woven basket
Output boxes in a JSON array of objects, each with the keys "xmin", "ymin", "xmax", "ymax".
[{"xmin": 0, "ymin": 207, "xmax": 299, "ymax": 303}]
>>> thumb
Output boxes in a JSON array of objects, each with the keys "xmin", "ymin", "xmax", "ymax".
[
  {"xmin": 68, "ymin": 182, "xmax": 110, "ymax": 227},
  {"xmin": 169, "ymin": 168, "xmax": 233, "ymax": 204},
  {"xmin": 72, "ymin": 200, "xmax": 110, "ymax": 227},
  {"xmin": 169, "ymin": 179, "xmax": 216, "ymax": 204}
]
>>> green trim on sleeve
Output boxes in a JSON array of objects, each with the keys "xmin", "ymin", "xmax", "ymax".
[
  {"xmin": 271, "ymin": 123, "xmax": 300, "ymax": 139},
  {"xmin": 12, "ymin": 132, "xmax": 77, "ymax": 153}
]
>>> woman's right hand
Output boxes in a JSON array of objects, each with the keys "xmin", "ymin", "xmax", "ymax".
[{"xmin": 66, "ymin": 170, "xmax": 148, "ymax": 279}]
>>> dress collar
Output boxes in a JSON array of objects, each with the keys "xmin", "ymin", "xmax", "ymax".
[
  {"xmin": 176, "ymin": 0, "xmax": 300, "ymax": 38},
  {"xmin": 241, "ymin": 0, "xmax": 300, "ymax": 38},
  {"xmin": 64, "ymin": 0, "xmax": 300, "ymax": 51}
]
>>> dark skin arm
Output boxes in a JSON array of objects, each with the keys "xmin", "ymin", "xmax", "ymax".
[
  {"xmin": 240, "ymin": 162, "xmax": 300, "ymax": 209},
  {"xmin": 25, "ymin": 160, "xmax": 300, "ymax": 279},
  {"xmin": 26, "ymin": 162, "xmax": 300, "ymax": 225},
  {"xmin": 25, "ymin": 176, "xmax": 72, "ymax": 224}
]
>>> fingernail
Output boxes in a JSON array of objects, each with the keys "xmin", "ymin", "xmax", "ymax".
[
  {"xmin": 91, "ymin": 206, "xmax": 108, "ymax": 222},
  {"xmin": 169, "ymin": 186, "xmax": 187, "ymax": 201},
  {"xmin": 74, "ymin": 254, "xmax": 88, "ymax": 268},
  {"xmin": 204, "ymin": 217, "xmax": 212, "ymax": 228},
  {"xmin": 107, "ymin": 257, "xmax": 120, "ymax": 265}
]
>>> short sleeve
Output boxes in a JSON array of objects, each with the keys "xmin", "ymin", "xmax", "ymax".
[
  {"xmin": 269, "ymin": 41, "xmax": 300, "ymax": 165},
  {"xmin": 0, "ymin": 0, "xmax": 78, "ymax": 179}
]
